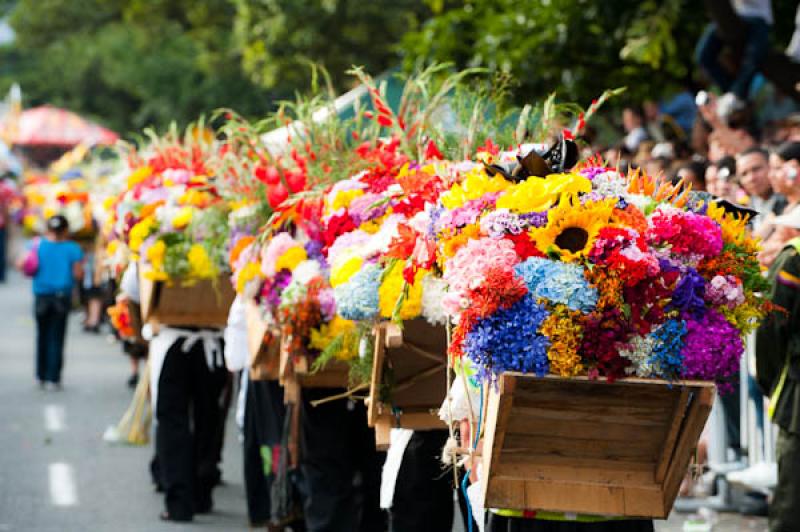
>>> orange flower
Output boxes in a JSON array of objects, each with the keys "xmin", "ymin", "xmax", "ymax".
[
  {"xmin": 230, "ymin": 236, "xmax": 256, "ymax": 266},
  {"xmin": 139, "ymin": 200, "xmax": 164, "ymax": 220},
  {"xmin": 611, "ymin": 205, "xmax": 647, "ymax": 234}
]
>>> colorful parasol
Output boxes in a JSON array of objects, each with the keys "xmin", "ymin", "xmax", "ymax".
[{"xmin": 6, "ymin": 105, "xmax": 118, "ymax": 147}]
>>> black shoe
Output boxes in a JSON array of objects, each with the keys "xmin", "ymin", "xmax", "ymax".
[
  {"xmin": 127, "ymin": 373, "xmax": 139, "ymax": 388},
  {"xmin": 159, "ymin": 511, "xmax": 192, "ymax": 522}
]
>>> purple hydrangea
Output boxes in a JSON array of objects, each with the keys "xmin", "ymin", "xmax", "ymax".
[{"xmin": 680, "ymin": 309, "xmax": 743, "ymax": 392}]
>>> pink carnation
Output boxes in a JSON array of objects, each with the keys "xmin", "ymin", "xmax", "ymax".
[
  {"xmin": 646, "ymin": 208, "xmax": 723, "ymax": 258},
  {"xmin": 443, "ymin": 237, "xmax": 519, "ymax": 314}
]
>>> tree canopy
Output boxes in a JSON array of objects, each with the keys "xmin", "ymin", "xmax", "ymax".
[{"xmin": 1, "ymin": 0, "xmax": 797, "ymax": 136}]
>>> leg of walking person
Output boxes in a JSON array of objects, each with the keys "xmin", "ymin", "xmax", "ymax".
[
  {"xmin": 300, "ymin": 389, "xmax": 361, "ymax": 532},
  {"xmin": 244, "ymin": 378, "xmax": 286, "ymax": 526},
  {"xmin": 350, "ymin": 401, "xmax": 385, "ymax": 532},
  {"xmin": 389, "ymin": 430, "xmax": 454, "ymax": 532},
  {"xmin": 0, "ymin": 226, "xmax": 6, "ymax": 283},
  {"xmin": 155, "ymin": 339, "xmax": 195, "ymax": 521},
  {"xmin": 189, "ymin": 338, "xmax": 228, "ymax": 514},
  {"xmin": 47, "ymin": 294, "xmax": 70, "ymax": 385},
  {"xmin": 34, "ymin": 296, "xmax": 50, "ymax": 385}
]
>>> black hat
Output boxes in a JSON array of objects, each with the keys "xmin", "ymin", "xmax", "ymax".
[{"xmin": 47, "ymin": 215, "xmax": 69, "ymax": 233}]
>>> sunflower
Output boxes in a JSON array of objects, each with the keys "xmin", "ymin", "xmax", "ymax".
[{"xmin": 530, "ymin": 196, "xmax": 615, "ymax": 262}]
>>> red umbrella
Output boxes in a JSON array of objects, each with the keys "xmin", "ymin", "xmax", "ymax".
[{"xmin": 9, "ymin": 105, "xmax": 119, "ymax": 147}]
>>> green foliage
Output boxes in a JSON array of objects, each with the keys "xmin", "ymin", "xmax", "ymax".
[
  {"xmin": 401, "ymin": 0, "xmax": 707, "ymax": 106},
  {"xmin": 231, "ymin": 0, "xmax": 430, "ymax": 94},
  {"xmin": 0, "ymin": 0, "xmax": 274, "ymax": 134}
]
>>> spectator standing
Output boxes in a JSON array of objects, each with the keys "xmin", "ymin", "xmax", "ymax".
[
  {"xmin": 696, "ymin": 0, "xmax": 773, "ymax": 101},
  {"xmin": 21, "ymin": 215, "xmax": 84, "ymax": 389},
  {"xmin": 622, "ymin": 106, "xmax": 649, "ymax": 154}
]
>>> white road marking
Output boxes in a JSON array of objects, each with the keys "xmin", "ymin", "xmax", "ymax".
[
  {"xmin": 43, "ymin": 405, "xmax": 65, "ymax": 432},
  {"xmin": 49, "ymin": 463, "xmax": 78, "ymax": 506}
]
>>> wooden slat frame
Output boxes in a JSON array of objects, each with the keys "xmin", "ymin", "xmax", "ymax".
[{"xmin": 481, "ymin": 373, "xmax": 715, "ymax": 519}]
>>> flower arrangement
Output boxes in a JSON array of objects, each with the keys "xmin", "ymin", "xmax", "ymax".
[
  {"xmin": 436, "ymin": 150, "xmax": 769, "ymax": 389},
  {"xmin": 104, "ymin": 126, "xmax": 232, "ymax": 283}
]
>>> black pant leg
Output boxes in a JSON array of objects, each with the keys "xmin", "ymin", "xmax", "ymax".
[
  {"xmin": 300, "ymin": 389, "xmax": 360, "ymax": 532},
  {"xmin": 189, "ymin": 340, "xmax": 227, "ymax": 512},
  {"xmin": 49, "ymin": 299, "xmax": 69, "ymax": 383},
  {"xmin": 34, "ymin": 297, "xmax": 48, "ymax": 382},
  {"xmin": 156, "ymin": 340, "xmax": 194, "ymax": 520},
  {"xmin": 350, "ymin": 402, "xmax": 385, "ymax": 532},
  {"xmin": 389, "ymin": 430, "xmax": 453, "ymax": 532},
  {"xmin": 244, "ymin": 379, "xmax": 287, "ymax": 525}
]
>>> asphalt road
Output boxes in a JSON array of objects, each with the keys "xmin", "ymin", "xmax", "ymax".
[{"xmin": 0, "ymin": 271, "xmax": 768, "ymax": 531}]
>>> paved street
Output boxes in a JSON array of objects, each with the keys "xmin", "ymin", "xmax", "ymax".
[{"xmin": 0, "ymin": 272, "xmax": 768, "ymax": 531}]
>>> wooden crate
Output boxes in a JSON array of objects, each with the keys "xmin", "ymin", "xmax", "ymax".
[
  {"xmin": 244, "ymin": 299, "xmax": 280, "ymax": 381},
  {"xmin": 480, "ymin": 373, "xmax": 715, "ymax": 519},
  {"xmin": 278, "ymin": 334, "xmax": 350, "ymax": 393},
  {"xmin": 367, "ymin": 319, "xmax": 448, "ymax": 448},
  {"xmin": 138, "ymin": 268, "xmax": 235, "ymax": 328}
]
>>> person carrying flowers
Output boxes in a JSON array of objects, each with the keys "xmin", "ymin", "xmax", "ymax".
[{"xmin": 756, "ymin": 209, "xmax": 800, "ymax": 532}]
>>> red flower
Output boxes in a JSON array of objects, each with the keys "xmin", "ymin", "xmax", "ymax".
[
  {"xmin": 505, "ymin": 233, "xmax": 544, "ymax": 260},
  {"xmin": 424, "ymin": 140, "xmax": 443, "ymax": 160}
]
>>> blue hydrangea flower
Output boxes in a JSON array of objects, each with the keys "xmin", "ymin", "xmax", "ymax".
[
  {"xmin": 514, "ymin": 257, "xmax": 598, "ymax": 312},
  {"xmin": 334, "ymin": 263, "xmax": 381, "ymax": 320},
  {"xmin": 463, "ymin": 294, "xmax": 550, "ymax": 380}
]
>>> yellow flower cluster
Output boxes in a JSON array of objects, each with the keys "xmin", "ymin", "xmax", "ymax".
[
  {"xmin": 275, "ymin": 246, "xmax": 308, "ymax": 272},
  {"xmin": 496, "ymin": 172, "xmax": 591, "ymax": 213},
  {"xmin": 378, "ymin": 261, "xmax": 425, "ymax": 319},
  {"xmin": 440, "ymin": 168, "xmax": 511, "ymax": 210},
  {"xmin": 144, "ymin": 240, "xmax": 168, "ymax": 281},
  {"xmin": 127, "ymin": 166, "xmax": 153, "ymax": 189},
  {"xmin": 236, "ymin": 262, "xmax": 263, "ymax": 294},
  {"xmin": 188, "ymin": 244, "xmax": 217, "ymax": 279},
  {"xmin": 172, "ymin": 207, "xmax": 193, "ymax": 229},
  {"xmin": 129, "ymin": 216, "xmax": 157, "ymax": 252},
  {"xmin": 326, "ymin": 188, "xmax": 364, "ymax": 216},
  {"xmin": 540, "ymin": 305, "xmax": 584, "ymax": 377},
  {"xmin": 330, "ymin": 256, "xmax": 363, "ymax": 288},
  {"xmin": 310, "ymin": 316, "xmax": 358, "ymax": 360}
]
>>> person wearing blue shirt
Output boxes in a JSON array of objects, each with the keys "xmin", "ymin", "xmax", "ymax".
[{"xmin": 26, "ymin": 215, "xmax": 84, "ymax": 389}]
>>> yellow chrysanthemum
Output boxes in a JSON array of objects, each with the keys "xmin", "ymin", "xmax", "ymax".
[
  {"xmin": 330, "ymin": 256, "xmax": 364, "ymax": 288},
  {"xmin": 440, "ymin": 167, "xmax": 512, "ymax": 210},
  {"xmin": 275, "ymin": 246, "xmax": 308, "ymax": 272},
  {"xmin": 129, "ymin": 217, "xmax": 156, "ymax": 252},
  {"xmin": 529, "ymin": 196, "xmax": 615, "ymax": 262},
  {"xmin": 496, "ymin": 172, "xmax": 591, "ymax": 213},
  {"xmin": 172, "ymin": 207, "xmax": 193, "ymax": 230},
  {"xmin": 188, "ymin": 244, "xmax": 216, "ymax": 279},
  {"xmin": 326, "ymin": 189, "xmax": 364, "ymax": 216},
  {"xmin": 310, "ymin": 316, "xmax": 358, "ymax": 360},
  {"xmin": 236, "ymin": 262, "xmax": 263, "ymax": 294},
  {"xmin": 127, "ymin": 166, "xmax": 153, "ymax": 189},
  {"xmin": 378, "ymin": 261, "xmax": 425, "ymax": 319},
  {"xmin": 179, "ymin": 189, "xmax": 213, "ymax": 208},
  {"xmin": 146, "ymin": 240, "xmax": 166, "ymax": 272}
]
